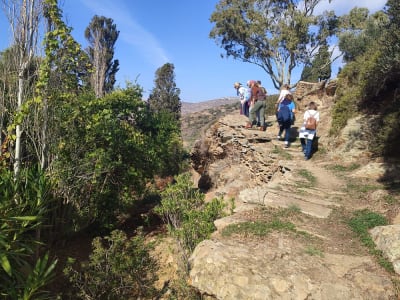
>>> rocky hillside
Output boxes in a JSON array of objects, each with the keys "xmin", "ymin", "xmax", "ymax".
[{"xmin": 184, "ymin": 82, "xmax": 400, "ymax": 299}]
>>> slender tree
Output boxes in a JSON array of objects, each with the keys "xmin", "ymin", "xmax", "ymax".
[
  {"xmin": 85, "ymin": 15, "xmax": 119, "ymax": 98},
  {"xmin": 1, "ymin": 0, "xmax": 42, "ymax": 176},
  {"xmin": 209, "ymin": 0, "xmax": 338, "ymax": 89},
  {"xmin": 148, "ymin": 63, "xmax": 181, "ymax": 121}
]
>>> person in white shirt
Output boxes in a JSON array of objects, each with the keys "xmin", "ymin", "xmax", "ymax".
[
  {"xmin": 276, "ymin": 84, "xmax": 291, "ymax": 106},
  {"xmin": 234, "ymin": 82, "xmax": 250, "ymax": 117},
  {"xmin": 299, "ymin": 101, "xmax": 320, "ymax": 160},
  {"xmin": 275, "ymin": 84, "xmax": 291, "ymax": 125}
]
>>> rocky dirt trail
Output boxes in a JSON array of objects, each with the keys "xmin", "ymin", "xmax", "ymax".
[{"xmin": 188, "ymin": 107, "xmax": 400, "ymax": 299}]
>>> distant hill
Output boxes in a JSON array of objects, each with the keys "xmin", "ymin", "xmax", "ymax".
[{"xmin": 181, "ymin": 97, "xmax": 238, "ymax": 115}]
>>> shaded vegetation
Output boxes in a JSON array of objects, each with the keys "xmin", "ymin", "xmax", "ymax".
[{"xmin": 348, "ymin": 209, "xmax": 394, "ymax": 272}]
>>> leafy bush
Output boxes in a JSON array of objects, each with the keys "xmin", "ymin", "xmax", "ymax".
[
  {"xmin": 64, "ymin": 229, "xmax": 157, "ymax": 299},
  {"xmin": 154, "ymin": 172, "xmax": 226, "ymax": 258},
  {"xmin": 0, "ymin": 167, "xmax": 57, "ymax": 299},
  {"xmin": 51, "ymin": 84, "xmax": 186, "ymax": 233}
]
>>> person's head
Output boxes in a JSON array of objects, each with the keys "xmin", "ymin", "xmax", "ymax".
[
  {"xmin": 233, "ymin": 82, "xmax": 241, "ymax": 89},
  {"xmin": 285, "ymin": 94, "xmax": 294, "ymax": 101},
  {"xmin": 257, "ymin": 80, "xmax": 262, "ymax": 85},
  {"xmin": 281, "ymin": 84, "xmax": 290, "ymax": 90},
  {"xmin": 308, "ymin": 101, "xmax": 317, "ymax": 110},
  {"xmin": 247, "ymin": 80, "xmax": 256, "ymax": 87}
]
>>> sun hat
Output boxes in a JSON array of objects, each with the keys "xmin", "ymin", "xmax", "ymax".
[{"xmin": 233, "ymin": 82, "xmax": 241, "ymax": 88}]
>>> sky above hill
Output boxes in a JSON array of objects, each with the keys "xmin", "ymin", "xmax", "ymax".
[{"xmin": 0, "ymin": 0, "xmax": 386, "ymax": 102}]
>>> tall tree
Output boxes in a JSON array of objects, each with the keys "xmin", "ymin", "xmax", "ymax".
[
  {"xmin": 148, "ymin": 63, "xmax": 181, "ymax": 121},
  {"xmin": 301, "ymin": 42, "xmax": 331, "ymax": 82},
  {"xmin": 85, "ymin": 15, "xmax": 119, "ymax": 98},
  {"xmin": 209, "ymin": 0, "xmax": 337, "ymax": 89},
  {"xmin": 1, "ymin": 0, "xmax": 42, "ymax": 175}
]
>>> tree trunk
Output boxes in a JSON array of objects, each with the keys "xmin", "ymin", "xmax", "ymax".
[{"xmin": 2, "ymin": 0, "xmax": 41, "ymax": 175}]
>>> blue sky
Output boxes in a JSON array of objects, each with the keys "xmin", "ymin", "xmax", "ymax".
[{"xmin": 0, "ymin": 0, "xmax": 386, "ymax": 102}]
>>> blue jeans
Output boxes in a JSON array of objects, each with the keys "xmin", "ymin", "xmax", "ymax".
[
  {"xmin": 241, "ymin": 101, "xmax": 249, "ymax": 117},
  {"xmin": 278, "ymin": 120, "xmax": 291, "ymax": 142},
  {"xmin": 301, "ymin": 137, "xmax": 313, "ymax": 159}
]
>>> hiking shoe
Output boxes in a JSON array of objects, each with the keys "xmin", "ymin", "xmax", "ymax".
[{"xmin": 284, "ymin": 144, "xmax": 289, "ymax": 148}]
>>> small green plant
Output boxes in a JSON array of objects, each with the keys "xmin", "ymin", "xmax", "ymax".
[
  {"xmin": 229, "ymin": 197, "xmax": 236, "ymax": 214},
  {"xmin": 328, "ymin": 163, "xmax": 360, "ymax": 172},
  {"xmin": 384, "ymin": 194, "xmax": 398, "ymax": 205},
  {"xmin": 64, "ymin": 229, "xmax": 158, "ymax": 299},
  {"xmin": 271, "ymin": 145, "xmax": 292, "ymax": 160},
  {"xmin": 274, "ymin": 205, "xmax": 301, "ymax": 218},
  {"xmin": 346, "ymin": 182, "xmax": 381, "ymax": 195},
  {"xmin": 296, "ymin": 169, "xmax": 316, "ymax": 188},
  {"xmin": 348, "ymin": 209, "xmax": 394, "ymax": 272},
  {"xmin": 305, "ymin": 246, "xmax": 324, "ymax": 257}
]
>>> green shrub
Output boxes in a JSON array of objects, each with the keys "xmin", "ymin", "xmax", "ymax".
[
  {"xmin": 0, "ymin": 167, "xmax": 57, "ymax": 299},
  {"xmin": 154, "ymin": 172, "xmax": 226, "ymax": 256},
  {"xmin": 64, "ymin": 229, "xmax": 157, "ymax": 299}
]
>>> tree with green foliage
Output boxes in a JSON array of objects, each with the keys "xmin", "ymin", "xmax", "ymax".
[
  {"xmin": 301, "ymin": 42, "xmax": 331, "ymax": 82},
  {"xmin": 209, "ymin": 0, "xmax": 338, "ymax": 89},
  {"xmin": 148, "ymin": 63, "xmax": 181, "ymax": 121},
  {"xmin": 85, "ymin": 15, "xmax": 119, "ymax": 98},
  {"xmin": 338, "ymin": 8, "xmax": 388, "ymax": 62},
  {"xmin": 331, "ymin": 1, "xmax": 400, "ymax": 158}
]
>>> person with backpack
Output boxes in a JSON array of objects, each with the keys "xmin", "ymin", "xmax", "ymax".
[
  {"xmin": 276, "ymin": 93, "xmax": 296, "ymax": 148},
  {"xmin": 234, "ymin": 82, "xmax": 250, "ymax": 117},
  {"xmin": 256, "ymin": 80, "xmax": 267, "ymax": 126},
  {"xmin": 245, "ymin": 81, "xmax": 267, "ymax": 131},
  {"xmin": 299, "ymin": 101, "xmax": 320, "ymax": 160}
]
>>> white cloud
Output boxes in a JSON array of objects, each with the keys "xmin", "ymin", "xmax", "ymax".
[
  {"xmin": 80, "ymin": 0, "xmax": 169, "ymax": 68},
  {"xmin": 313, "ymin": 0, "xmax": 386, "ymax": 16}
]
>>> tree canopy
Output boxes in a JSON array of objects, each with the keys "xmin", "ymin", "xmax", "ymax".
[
  {"xmin": 148, "ymin": 63, "xmax": 181, "ymax": 122},
  {"xmin": 209, "ymin": 0, "xmax": 337, "ymax": 89}
]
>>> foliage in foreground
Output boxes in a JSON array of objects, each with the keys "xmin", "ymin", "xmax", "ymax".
[
  {"xmin": 0, "ymin": 167, "xmax": 57, "ymax": 299},
  {"xmin": 64, "ymin": 229, "xmax": 157, "ymax": 299},
  {"xmin": 154, "ymin": 172, "xmax": 226, "ymax": 261}
]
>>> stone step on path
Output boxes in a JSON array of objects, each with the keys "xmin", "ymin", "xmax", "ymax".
[{"xmin": 237, "ymin": 185, "xmax": 338, "ymax": 218}]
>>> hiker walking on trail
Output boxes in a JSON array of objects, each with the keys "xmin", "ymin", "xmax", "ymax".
[
  {"xmin": 256, "ymin": 80, "xmax": 267, "ymax": 126},
  {"xmin": 245, "ymin": 80, "xmax": 267, "ymax": 131},
  {"xmin": 276, "ymin": 94, "xmax": 296, "ymax": 148},
  {"xmin": 299, "ymin": 101, "xmax": 320, "ymax": 160},
  {"xmin": 275, "ymin": 84, "xmax": 291, "ymax": 110},
  {"xmin": 234, "ymin": 82, "xmax": 250, "ymax": 117}
]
